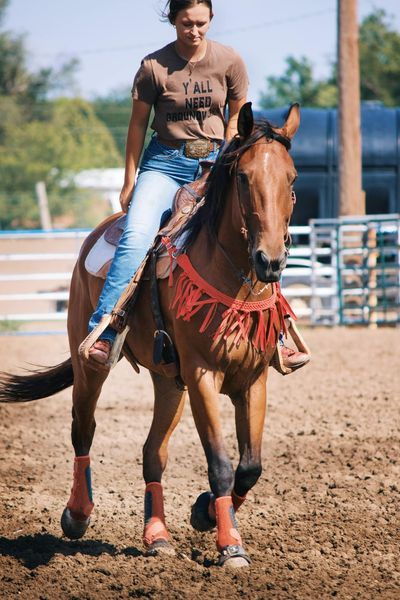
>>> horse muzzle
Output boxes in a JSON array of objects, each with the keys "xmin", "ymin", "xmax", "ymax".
[{"xmin": 253, "ymin": 250, "xmax": 287, "ymax": 283}]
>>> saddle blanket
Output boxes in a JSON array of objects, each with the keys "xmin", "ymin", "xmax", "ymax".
[{"xmin": 84, "ymin": 215, "xmax": 178, "ymax": 280}]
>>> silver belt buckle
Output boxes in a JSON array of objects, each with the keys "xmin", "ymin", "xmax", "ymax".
[{"xmin": 184, "ymin": 139, "xmax": 211, "ymax": 159}]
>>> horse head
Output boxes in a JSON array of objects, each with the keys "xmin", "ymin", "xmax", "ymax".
[{"xmin": 235, "ymin": 102, "xmax": 300, "ymax": 283}]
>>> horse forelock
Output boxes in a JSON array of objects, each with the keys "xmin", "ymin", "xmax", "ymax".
[{"xmin": 178, "ymin": 119, "xmax": 291, "ymax": 249}]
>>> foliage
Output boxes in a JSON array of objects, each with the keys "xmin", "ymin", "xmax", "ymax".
[
  {"xmin": 259, "ymin": 9, "xmax": 400, "ymax": 108},
  {"xmin": 359, "ymin": 9, "xmax": 400, "ymax": 106},
  {"xmin": 0, "ymin": 98, "xmax": 122, "ymax": 228},
  {"xmin": 259, "ymin": 56, "xmax": 337, "ymax": 109},
  {"xmin": 93, "ymin": 89, "xmax": 132, "ymax": 156},
  {"xmin": 0, "ymin": 0, "xmax": 123, "ymax": 229},
  {"xmin": 0, "ymin": 319, "xmax": 20, "ymax": 332},
  {"xmin": 93, "ymin": 89, "xmax": 154, "ymax": 156}
]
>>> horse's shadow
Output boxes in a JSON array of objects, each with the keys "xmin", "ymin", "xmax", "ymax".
[{"xmin": 0, "ymin": 533, "xmax": 143, "ymax": 569}]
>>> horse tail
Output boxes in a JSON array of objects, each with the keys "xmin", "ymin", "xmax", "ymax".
[{"xmin": 0, "ymin": 358, "xmax": 73, "ymax": 403}]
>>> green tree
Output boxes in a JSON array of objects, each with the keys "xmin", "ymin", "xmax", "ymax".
[
  {"xmin": 0, "ymin": 1, "xmax": 78, "ymax": 103},
  {"xmin": 93, "ymin": 89, "xmax": 132, "ymax": 156},
  {"xmin": 0, "ymin": 98, "xmax": 122, "ymax": 228},
  {"xmin": 93, "ymin": 89, "xmax": 154, "ymax": 156},
  {"xmin": 259, "ymin": 9, "xmax": 400, "ymax": 108},
  {"xmin": 359, "ymin": 9, "xmax": 400, "ymax": 106},
  {"xmin": 259, "ymin": 56, "xmax": 337, "ymax": 108},
  {"xmin": 0, "ymin": 0, "xmax": 123, "ymax": 229}
]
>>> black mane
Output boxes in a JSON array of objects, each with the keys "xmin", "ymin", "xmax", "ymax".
[{"xmin": 177, "ymin": 119, "xmax": 291, "ymax": 250}]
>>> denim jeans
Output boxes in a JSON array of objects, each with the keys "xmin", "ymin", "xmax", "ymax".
[{"xmin": 88, "ymin": 137, "xmax": 220, "ymax": 342}]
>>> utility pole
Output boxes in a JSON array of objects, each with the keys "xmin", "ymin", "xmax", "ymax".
[{"xmin": 337, "ymin": 0, "xmax": 365, "ymax": 215}]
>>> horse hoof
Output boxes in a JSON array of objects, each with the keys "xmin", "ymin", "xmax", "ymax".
[
  {"xmin": 145, "ymin": 539, "xmax": 175, "ymax": 557},
  {"xmin": 222, "ymin": 556, "xmax": 251, "ymax": 569},
  {"xmin": 218, "ymin": 545, "xmax": 251, "ymax": 569},
  {"xmin": 190, "ymin": 492, "xmax": 216, "ymax": 532},
  {"xmin": 61, "ymin": 507, "xmax": 90, "ymax": 540}
]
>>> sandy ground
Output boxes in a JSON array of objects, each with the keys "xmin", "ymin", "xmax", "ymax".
[{"xmin": 0, "ymin": 328, "xmax": 399, "ymax": 599}]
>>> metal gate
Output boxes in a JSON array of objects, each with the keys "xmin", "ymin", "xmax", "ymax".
[{"xmin": 309, "ymin": 214, "xmax": 400, "ymax": 326}]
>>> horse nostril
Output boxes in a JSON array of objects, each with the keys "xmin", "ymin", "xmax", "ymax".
[
  {"xmin": 255, "ymin": 250, "xmax": 269, "ymax": 268},
  {"xmin": 270, "ymin": 259, "xmax": 281, "ymax": 272}
]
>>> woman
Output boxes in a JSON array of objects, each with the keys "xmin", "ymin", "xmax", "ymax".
[
  {"xmin": 88, "ymin": 0, "xmax": 309, "ymax": 371},
  {"xmin": 88, "ymin": 0, "xmax": 248, "ymax": 364}
]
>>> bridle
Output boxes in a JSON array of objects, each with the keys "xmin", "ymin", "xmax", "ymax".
[{"xmin": 215, "ymin": 131, "xmax": 295, "ymax": 294}]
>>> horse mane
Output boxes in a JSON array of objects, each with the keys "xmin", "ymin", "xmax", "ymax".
[{"xmin": 177, "ymin": 119, "xmax": 292, "ymax": 250}]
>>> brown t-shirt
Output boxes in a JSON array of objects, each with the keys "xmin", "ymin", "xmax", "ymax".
[{"xmin": 131, "ymin": 40, "xmax": 248, "ymax": 141}]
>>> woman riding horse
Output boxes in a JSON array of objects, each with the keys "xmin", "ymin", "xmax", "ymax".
[
  {"xmin": 86, "ymin": 0, "xmax": 308, "ymax": 371},
  {"xmin": 0, "ymin": 0, "xmax": 309, "ymax": 569}
]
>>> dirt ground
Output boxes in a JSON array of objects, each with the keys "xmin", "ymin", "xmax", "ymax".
[{"xmin": 0, "ymin": 328, "xmax": 399, "ymax": 599}]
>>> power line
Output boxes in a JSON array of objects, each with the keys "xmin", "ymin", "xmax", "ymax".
[{"xmin": 34, "ymin": 7, "xmax": 336, "ymax": 58}]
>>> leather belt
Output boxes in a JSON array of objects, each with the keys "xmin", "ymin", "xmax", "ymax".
[{"xmin": 157, "ymin": 137, "xmax": 222, "ymax": 159}]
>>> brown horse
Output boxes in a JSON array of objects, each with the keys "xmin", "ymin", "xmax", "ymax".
[{"xmin": 0, "ymin": 102, "xmax": 300, "ymax": 568}]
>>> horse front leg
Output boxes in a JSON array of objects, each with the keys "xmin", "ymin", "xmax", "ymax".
[
  {"xmin": 232, "ymin": 371, "xmax": 267, "ymax": 510},
  {"xmin": 142, "ymin": 371, "xmax": 186, "ymax": 555},
  {"xmin": 187, "ymin": 370, "xmax": 250, "ymax": 568}
]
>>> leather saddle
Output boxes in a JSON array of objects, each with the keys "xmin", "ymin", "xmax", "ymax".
[{"xmin": 84, "ymin": 162, "xmax": 213, "ymax": 280}]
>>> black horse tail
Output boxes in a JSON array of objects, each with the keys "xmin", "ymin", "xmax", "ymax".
[{"xmin": 0, "ymin": 359, "xmax": 73, "ymax": 403}]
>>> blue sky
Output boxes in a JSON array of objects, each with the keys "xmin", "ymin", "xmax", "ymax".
[{"xmin": 5, "ymin": 0, "xmax": 400, "ymax": 108}]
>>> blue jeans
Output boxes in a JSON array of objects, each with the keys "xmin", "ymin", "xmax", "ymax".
[{"xmin": 88, "ymin": 137, "xmax": 220, "ymax": 342}]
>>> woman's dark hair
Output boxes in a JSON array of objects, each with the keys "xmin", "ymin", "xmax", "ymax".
[{"xmin": 162, "ymin": 0, "xmax": 213, "ymax": 24}]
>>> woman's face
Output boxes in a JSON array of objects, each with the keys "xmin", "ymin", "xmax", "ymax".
[{"xmin": 174, "ymin": 4, "xmax": 212, "ymax": 50}]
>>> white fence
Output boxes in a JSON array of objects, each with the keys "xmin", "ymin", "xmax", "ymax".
[
  {"xmin": 0, "ymin": 229, "xmax": 87, "ymax": 326},
  {"xmin": 0, "ymin": 225, "xmax": 342, "ymax": 333}
]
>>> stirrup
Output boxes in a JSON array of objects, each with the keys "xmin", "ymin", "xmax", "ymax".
[
  {"xmin": 78, "ymin": 315, "xmax": 131, "ymax": 370},
  {"xmin": 271, "ymin": 317, "xmax": 311, "ymax": 375}
]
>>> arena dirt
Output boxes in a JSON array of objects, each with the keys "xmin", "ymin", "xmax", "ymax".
[{"xmin": 0, "ymin": 328, "xmax": 399, "ymax": 599}]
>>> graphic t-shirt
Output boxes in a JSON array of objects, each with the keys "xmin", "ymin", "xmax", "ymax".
[{"xmin": 131, "ymin": 40, "xmax": 248, "ymax": 141}]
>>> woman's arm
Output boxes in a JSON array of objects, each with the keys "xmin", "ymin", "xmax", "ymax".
[
  {"xmin": 225, "ymin": 97, "xmax": 247, "ymax": 141},
  {"xmin": 120, "ymin": 99, "xmax": 152, "ymax": 212}
]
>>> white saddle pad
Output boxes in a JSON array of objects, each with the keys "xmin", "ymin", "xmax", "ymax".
[{"xmin": 85, "ymin": 233, "xmax": 117, "ymax": 279}]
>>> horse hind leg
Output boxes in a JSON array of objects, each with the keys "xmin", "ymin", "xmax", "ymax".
[
  {"xmin": 142, "ymin": 371, "xmax": 186, "ymax": 555},
  {"xmin": 61, "ymin": 270, "xmax": 109, "ymax": 540}
]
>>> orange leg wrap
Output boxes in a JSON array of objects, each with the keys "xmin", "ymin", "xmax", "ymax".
[
  {"xmin": 232, "ymin": 489, "xmax": 247, "ymax": 512},
  {"xmin": 143, "ymin": 482, "xmax": 169, "ymax": 547},
  {"xmin": 208, "ymin": 490, "xmax": 247, "ymax": 522},
  {"xmin": 215, "ymin": 496, "xmax": 242, "ymax": 551},
  {"xmin": 66, "ymin": 455, "xmax": 94, "ymax": 521}
]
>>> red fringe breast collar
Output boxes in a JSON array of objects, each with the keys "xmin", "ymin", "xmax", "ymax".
[{"xmin": 162, "ymin": 237, "xmax": 296, "ymax": 352}]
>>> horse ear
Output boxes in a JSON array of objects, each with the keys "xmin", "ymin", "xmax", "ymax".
[
  {"xmin": 237, "ymin": 102, "xmax": 254, "ymax": 139},
  {"xmin": 282, "ymin": 103, "xmax": 300, "ymax": 139}
]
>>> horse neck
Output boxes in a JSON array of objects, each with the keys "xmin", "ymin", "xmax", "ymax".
[{"xmin": 189, "ymin": 177, "xmax": 260, "ymax": 298}]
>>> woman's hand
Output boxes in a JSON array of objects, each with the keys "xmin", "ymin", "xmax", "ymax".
[{"xmin": 119, "ymin": 184, "xmax": 134, "ymax": 213}]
